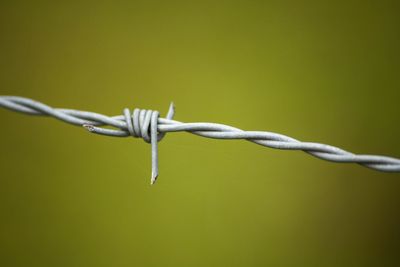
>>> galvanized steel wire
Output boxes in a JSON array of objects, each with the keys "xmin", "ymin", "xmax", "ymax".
[{"xmin": 1, "ymin": 96, "xmax": 399, "ymax": 184}]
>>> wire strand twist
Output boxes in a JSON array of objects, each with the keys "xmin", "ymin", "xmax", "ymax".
[{"xmin": 1, "ymin": 96, "xmax": 399, "ymax": 184}]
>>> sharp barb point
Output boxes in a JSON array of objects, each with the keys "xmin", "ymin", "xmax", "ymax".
[
  {"xmin": 151, "ymin": 173, "xmax": 158, "ymax": 185},
  {"xmin": 82, "ymin": 124, "xmax": 94, "ymax": 132}
]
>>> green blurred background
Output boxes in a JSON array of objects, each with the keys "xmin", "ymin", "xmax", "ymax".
[{"xmin": 0, "ymin": 1, "xmax": 399, "ymax": 266}]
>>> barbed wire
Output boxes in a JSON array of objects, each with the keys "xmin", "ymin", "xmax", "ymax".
[{"xmin": 1, "ymin": 96, "xmax": 399, "ymax": 184}]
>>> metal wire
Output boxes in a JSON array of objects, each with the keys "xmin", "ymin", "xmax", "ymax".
[{"xmin": 1, "ymin": 96, "xmax": 399, "ymax": 184}]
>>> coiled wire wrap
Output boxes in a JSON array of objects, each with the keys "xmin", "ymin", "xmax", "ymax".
[{"xmin": 0, "ymin": 96, "xmax": 399, "ymax": 184}]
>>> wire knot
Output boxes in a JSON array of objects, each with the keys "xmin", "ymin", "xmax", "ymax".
[
  {"xmin": 123, "ymin": 108, "xmax": 160, "ymax": 143},
  {"xmin": 122, "ymin": 103, "xmax": 175, "ymax": 185}
]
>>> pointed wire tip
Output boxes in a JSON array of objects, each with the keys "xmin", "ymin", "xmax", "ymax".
[
  {"xmin": 150, "ymin": 173, "xmax": 158, "ymax": 185},
  {"xmin": 169, "ymin": 102, "xmax": 175, "ymax": 113},
  {"xmin": 166, "ymin": 101, "xmax": 175, "ymax": 120},
  {"xmin": 82, "ymin": 124, "xmax": 95, "ymax": 132}
]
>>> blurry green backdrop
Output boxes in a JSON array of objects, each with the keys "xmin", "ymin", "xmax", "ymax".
[{"xmin": 1, "ymin": 1, "xmax": 400, "ymax": 266}]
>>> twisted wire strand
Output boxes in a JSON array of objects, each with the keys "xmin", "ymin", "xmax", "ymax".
[{"xmin": 0, "ymin": 96, "xmax": 399, "ymax": 184}]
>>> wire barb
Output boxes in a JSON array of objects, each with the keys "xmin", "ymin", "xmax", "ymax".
[
  {"xmin": 1, "ymin": 95, "xmax": 399, "ymax": 183},
  {"xmin": 82, "ymin": 105, "xmax": 173, "ymax": 184}
]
